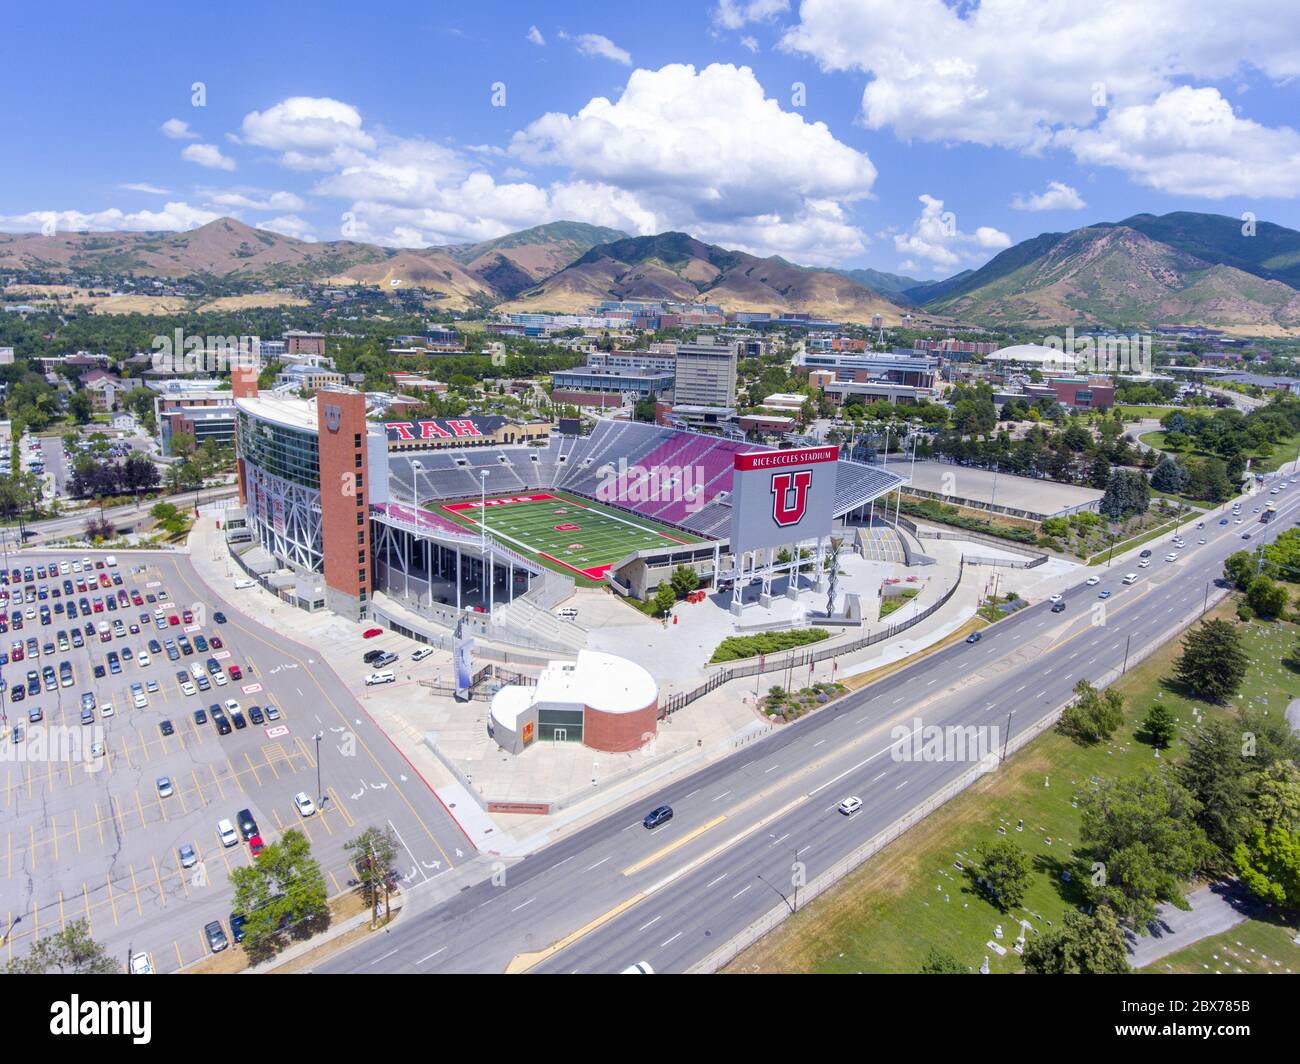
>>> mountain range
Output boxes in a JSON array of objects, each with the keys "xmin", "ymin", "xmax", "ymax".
[{"xmin": 2, "ymin": 211, "xmax": 1298, "ymax": 335}]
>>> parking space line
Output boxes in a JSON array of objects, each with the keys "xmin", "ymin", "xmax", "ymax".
[
  {"xmin": 106, "ymin": 875, "xmax": 118, "ymax": 925},
  {"xmin": 134, "ymin": 789, "xmax": 148, "ymax": 830},
  {"xmin": 327, "ymin": 786, "xmax": 355, "ymax": 828},
  {"xmin": 191, "ymin": 768, "xmax": 207, "ymax": 807},
  {"xmin": 208, "ymin": 762, "xmax": 226, "ymax": 801},
  {"xmin": 29, "ymin": 824, "xmax": 36, "ymax": 873},
  {"xmin": 57, "ymin": 891, "xmax": 65, "ymax": 931},
  {"xmin": 81, "ymin": 883, "xmax": 91, "ymax": 933},
  {"xmin": 150, "ymin": 855, "xmax": 165, "ymax": 908},
  {"xmin": 128, "ymin": 864, "xmax": 142, "ymax": 916},
  {"xmin": 242, "ymin": 751, "xmax": 263, "ymax": 787},
  {"xmin": 50, "ymin": 815, "xmax": 58, "ymax": 862},
  {"xmin": 175, "ymin": 940, "xmax": 184, "ymax": 968}
]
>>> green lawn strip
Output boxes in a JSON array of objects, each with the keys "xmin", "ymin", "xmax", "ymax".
[
  {"xmin": 726, "ymin": 603, "xmax": 1298, "ymax": 974},
  {"xmin": 1142, "ymin": 429, "xmax": 1300, "ymax": 476},
  {"xmin": 879, "ymin": 588, "xmax": 919, "ymax": 618},
  {"xmin": 1086, "ymin": 516, "xmax": 1192, "ymax": 565},
  {"xmin": 708, "ymin": 628, "xmax": 831, "ymax": 664}
]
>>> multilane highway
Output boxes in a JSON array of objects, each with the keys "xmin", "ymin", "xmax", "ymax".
[{"xmin": 315, "ymin": 483, "xmax": 1297, "ymax": 974}]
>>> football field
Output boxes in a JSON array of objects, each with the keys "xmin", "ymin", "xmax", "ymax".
[{"xmin": 436, "ymin": 492, "xmax": 698, "ymax": 581}]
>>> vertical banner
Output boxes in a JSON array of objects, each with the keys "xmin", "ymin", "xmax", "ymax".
[{"xmin": 453, "ymin": 617, "xmax": 474, "ymax": 702}]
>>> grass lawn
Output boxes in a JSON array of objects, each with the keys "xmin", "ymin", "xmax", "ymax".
[
  {"xmin": 1142, "ymin": 429, "xmax": 1300, "ymax": 476},
  {"xmin": 1116, "ymin": 404, "xmax": 1180, "ymax": 420},
  {"xmin": 726, "ymin": 602, "xmax": 1300, "ymax": 974},
  {"xmin": 430, "ymin": 489, "xmax": 703, "ymax": 586}
]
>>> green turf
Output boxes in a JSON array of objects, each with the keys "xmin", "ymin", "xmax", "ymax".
[{"xmin": 430, "ymin": 489, "xmax": 704, "ymax": 585}]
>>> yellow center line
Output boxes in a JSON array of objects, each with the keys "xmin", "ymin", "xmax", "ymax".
[{"xmin": 622, "ymin": 815, "xmax": 728, "ymax": 877}]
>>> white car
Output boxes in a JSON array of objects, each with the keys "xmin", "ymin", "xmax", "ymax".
[
  {"xmin": 106, "ymin": 555, "xmax": 118, "ymax": 567},
  {"xmin": 411, "ymin": 647, "xmax": 434, "ymax": 662},
  {"xmin": 100, "ymin": 701, "xmax": 114, "ymax": 718},
  {"xmin": 1198, "ymin": 538, "xmax": 1206, "ymax": 544},
  {"xmin": 137, "ymin": 651, "xmax": 151, "ymax": 667},
  {"xmin": 1165, "ymin": 553, "xmax": 1179, "ymax": 562},
  {"xmin": 838, "ymin": 796, "xmax": 863, "ymax": 816},
  {"xmin": 1048, "ymin": 594, "xmax": 1063, "ymax": 603},
  {"xmin": 133, "ymin": 691, "xmax": 148, "ymax": 709},
  {"xmin": 1235, "ymin": 518, "xmax": 1244, "ymax": 524},
  {"xmin": 213, "ymin": 671, "xmax": 228, "ymax": 686},
  {"xmin": 128, "ymin": 951, "xmax": 154, "ymax": 975},
  {"xmin": 365, "ymin": 671, "xmax": 396, "ymax": 687},
  {"xmin": 217, "ymin": 818, "xmax": 238, "ymax": 847},
  {"xmin": 180, "ymin": 678, "xmax": 196, "ymax": 696},
  {"xmin": 1085, "ymin": 575, "xmax": 1101, "ymax": 586},
  {"xmin": 1271, "ymin": 488, "xmax": 1280, "ymax": 495},
  {"xmin": 234, "ymin": 579, "xmax": 256, "ymax": 590},
  {"xmin": 293, "ymin": 791, "xmax": 316, "ymax": 817},
  {"xmin": 1138, "ymin": 559, "xmax": 1151, "ymax": 568},
  {"xmin": 621, "ymin": 962, "xmax": 655, "ymax": 974},
  {"xmin": 224, "ymin": 699, "xmax": 241, "ymax": 715},
  {"xmin": 156, "ymin": 777, "xmax": 174, "ymax": 798}
]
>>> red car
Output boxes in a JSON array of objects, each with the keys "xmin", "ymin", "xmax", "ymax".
[
  {"xmin": 92, "ymin": 599, "xmax": 104, "ymax": 613},
  {"xmin": 131, "ymin": 591, "xmax": 143, "ymax": 606},
  {"xmin": 209, "ymin": 636, "xmax": 223, "ymax": 650},
  {"xmin": 362, "ymin": 628, "xmax": 383, "ymax": 639},
  {"xmin": 182, "ymin": 609, "xmax": 194, "ymax": 624},
  {"xmin": 98, "ymin": 573, "xmax": 111, "ymax": 588},
  {"xmin": 248, "ymin": 834, "xmax": 264, "ymax": 858},
  {"xmin": 11, "ymin": 644, "xmax": 23, "ymax": 662},
  {"xmin": 229, "ymin": 665, "xmax": 242, "ymax": 680},
  {"xmin": 168, "ymin": 615, "xmax": 180, "ymax": 626}
]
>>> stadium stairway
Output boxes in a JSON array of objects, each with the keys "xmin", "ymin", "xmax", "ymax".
[
  {"xmin": 853, "ymin": 522, "xmax": 907, "ymax": 564},
  {"xmin": 491, "ymin": 594, "xmax": 590, "ymax": 653}
]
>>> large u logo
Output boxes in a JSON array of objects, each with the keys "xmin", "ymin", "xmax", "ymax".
[{"xmin": 771, "ymin": 470, "xmax": 812, "ymax": 527}]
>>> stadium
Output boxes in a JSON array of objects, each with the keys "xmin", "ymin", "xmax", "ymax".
[{"xmin": 227, "ymin": 367, "xmax": 905, "ymax": 674}]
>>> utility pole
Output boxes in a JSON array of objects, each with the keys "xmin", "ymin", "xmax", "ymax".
[
  {"xmin": 1001, "ymin": 710, "xmax": 1014, "ymax": 764},
  {"xmin": 1121, "ymin": 633, "xmax": 1132, "ymax": 675}
]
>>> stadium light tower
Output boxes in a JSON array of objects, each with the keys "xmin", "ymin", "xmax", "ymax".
[
  {"xmin": 409, "ymin": 460, "xmax": 422, "ymax": 506},
  {"xmin": 479, "ymin": 469, "xmax": 492, "ymax": 614}
]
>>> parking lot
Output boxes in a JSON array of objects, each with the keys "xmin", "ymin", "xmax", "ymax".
[{"xmin": 0, "ymin": 550, "xmax": 474, "ymax": 971}]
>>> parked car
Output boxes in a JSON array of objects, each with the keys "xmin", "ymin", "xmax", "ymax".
[{"xmin": 204, "ymin": 921, "xmax": 228, "ymax": 953}]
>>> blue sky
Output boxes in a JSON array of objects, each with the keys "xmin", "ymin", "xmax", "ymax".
[{"xmin": 2, "ymin": 0, "xmax": 1299, "ymax": 281}]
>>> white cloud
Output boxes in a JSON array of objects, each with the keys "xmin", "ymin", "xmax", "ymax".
[
  {"xmin": 714, "ymin": 0, "xmax": 790, "ymax": 31},
  {"xmin": 160, "ymin": 118, "xmax": 199, "ymax": 140},
  {"xmin": 240, "ymin": 96, "xmax": 374, "ymax": 170},
  {"xmin": 207, "ymin": 189, "xmax": 307, "ymax": 212},
  {"xmin": 782, "ymin": 0, "xmax": 1300, "ymax": 158},
  {"xmin": 527, "ymin": 25, "xmax": 545, "ymax": 46},
  {"xmin": 256, "ymin": 215, "xmax": 316, "ymax": 241},
  {"xmin": 510, "ymin": 63, "xmax": 877, "ymax": 262},
  {"xmin": 120, "ymin": 183, "xmax": 170, "ymax": 195},
  {"xmin": 1011, "ymin": 181, "xmax": 1086, "ymax": 211},
  {"xmin": 182, "ymin": 143, "xmax": 236, "ymax": 171},
  {"xmin": 565, "ymin": 32, "xmax": 632, "ymax": 66},
  {"xmin": 0, "ymin": 201, "xmax": 221, "ymax": 235},
  {"xmin": 740, "ymin": 36, "xmax": 760, "ymax": 53},
  {"xmin": 893, "ymin": 194, "xmax": 1010, "ymax": 269},
  {"xmin": 1058, "ymin": 86, "xmax": 1300, "ymax": 199}
]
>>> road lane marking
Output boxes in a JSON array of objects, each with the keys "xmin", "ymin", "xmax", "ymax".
[{"xmin": 622, "ymin": 816, "xmax": 727, "ymax": 877}]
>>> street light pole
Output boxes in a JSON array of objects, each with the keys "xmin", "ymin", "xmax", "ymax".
[{"xmin": 314, "ymin": 731, "xmax": 325, "ymax": 808}]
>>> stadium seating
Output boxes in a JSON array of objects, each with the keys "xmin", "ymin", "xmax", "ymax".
[{"xmin": 385, "ymin": 418, "xmax": 901, "ymax": 542}]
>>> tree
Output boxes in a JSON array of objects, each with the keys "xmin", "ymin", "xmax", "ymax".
[
  {"xmin": 1223, "ymin": 550, "xmax": 1256, "ymax": 590},
  {"xmin": 345, "ymin": 826, "xmax": 399, "ymax": 925},
  {"xmin": 974, "ymin": 838, "xmax": 1031, "ymax": 911},
  {"xmin": 1247, "ymin": 575, "xmax": 1288, "ymax": 620},
  {"xmin": 84, "ymin": 514, "xmax": 115, "ymax": 542},
  {"xmin": 1022, "ymin": 907, "xmax": 1130, "ymax": 974},
  {"xmin": 1057, "ymin": 679, "xmax": 1125, "ymax": 744},
  {"xmin": 229, "ymin": 829, "xmax": 328, "ymax": 959},
  {"xmin": 653, "ymin": 583, "xmax": 676, "ymax": 616},
  {"xmin": 1176, "ymin": 716, "xmax": 1257, "ymax": 867},
  {"xmin": 67, "ymin": 389, "xmax": 93, "ymax": 425},
  {"xmin": 669, "ymin": 565, "xmax": 700, "ymax": 599},
  {"xmin": 1175, "ymin": 619, "xmax": 1248, "ymax": 702},
  {"xmin": 1099, "ymin": 469, "xmax": 1150, "ymax": 521},
  {"xmin": 1150, "ymin": 455, "xmax": 1189, "ymax": 494},
  {"xmin": 919, "ymin": 947, "xmax": 967, "ymax": 974},
  {"xmin": 1234, "ymin": 825, "xmax": 1300, "ymax": 909},
  {"xmin": 1140, "ymin": 703, "xmax": 1178, "ymax": 749},
  {"xmin": 5, "ymin": 919, "xmax": 117, "ymax": 974},
  {"xmin": 1076, "ymin": 770, "xmax": 1214, "ymax": 927}
]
